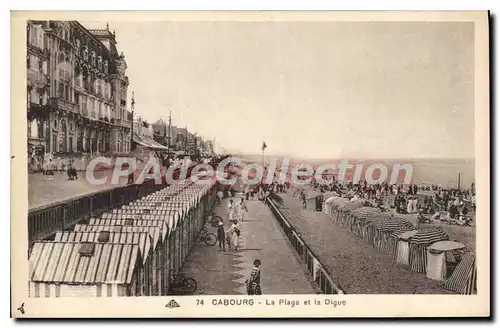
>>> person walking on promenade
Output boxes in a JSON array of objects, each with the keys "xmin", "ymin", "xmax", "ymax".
[
  {"xmin": 216, "ymin": 221, "xmax": 226, "ymax": 251},
  {"xmin": 216, "ymin": 190, "xmax": 223, "ymax": 205},
  {"xmin": 226, "ymin": 219, "xmax": 241, "ymax": 251},
  {"xmin": 246, "ymin": 259, "xmax": 262, "ymax": 295},
  {"xmin": 228, "ymin": 199, "xmax": 235, "ymax": 222},
  {"xmin": 238, "ymin": 197, "xmax": 249, "ymax": 221}
]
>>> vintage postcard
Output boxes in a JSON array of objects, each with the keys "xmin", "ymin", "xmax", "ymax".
[{"xmin": 11, "ymin": 11, "xmax": 490, "ymax": 318}]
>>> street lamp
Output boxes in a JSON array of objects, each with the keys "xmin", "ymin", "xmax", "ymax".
[
  {"xmin": 130, "ymin": 91, "xmax": 135, "ymax": 152},
  {"xmin": 128, "ymin": 91, "xmax": 135, "ymax": 184}
]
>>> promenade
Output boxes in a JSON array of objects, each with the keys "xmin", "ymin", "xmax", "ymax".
[{"xmin": 182, "ymin": 197, "xmax": 316, "ymax": 295}]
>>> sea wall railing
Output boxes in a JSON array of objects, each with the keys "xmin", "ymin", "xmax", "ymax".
[{"xmin": 266, "ymin": 198, "xmax": 345, "ymax": 295}]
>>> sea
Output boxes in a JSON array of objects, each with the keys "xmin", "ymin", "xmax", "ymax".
[{"xmin": 239, "ymin": 154, "xmax": 475, "ymax": 188}]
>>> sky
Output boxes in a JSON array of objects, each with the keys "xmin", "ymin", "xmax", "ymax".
[{"xmin": 83, "ymin": 21, "xmax": 475, "ymax": 159}]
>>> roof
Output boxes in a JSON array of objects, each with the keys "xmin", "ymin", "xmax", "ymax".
[
  {"xmin": 89, "ymin": 218, "xmax": 169, "ymax": 240},
  {"xmin": 394, "ymin": 229, "xmax": 419, "ymax": 241},
  {"xmin": 377, "ymin": 217, "xmax": 415, "ymax": 232},
  {"xmin": 305, "ymin": 190, "xmax": 322, "ymax": 200},
  {"xmin": 133, "ymin": 133, "xmax": 168, "ymax": 150},
  {"xmin": 54, "ymin": 231, "xmax": 152, "ymax": 264},
  {"xmin": 428, "ymin": 240, "xmax": 466, "ymax": 252},
  {"xmin": 29, "ymin": 241, "xmax": 141, "ymax": 284},
  {"xmin": 73, "ymin": 224, "xmax": 161, "ymax": 251},
  {"xmin": 409, "ymin": 228, "xmax": 449, "ymax": 245},
  {"xmin": 350, "ymin": 207, "xmax": 382, "ymax": 220}
]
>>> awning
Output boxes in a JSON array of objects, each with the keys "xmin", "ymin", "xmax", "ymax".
[{"xmin": 133, "ymin": 133, "xmax": 169, "ymax": 150}]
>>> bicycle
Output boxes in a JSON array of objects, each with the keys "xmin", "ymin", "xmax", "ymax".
[
  {"xmin": 204, "ymin": 211, "xmax": 222, "ymax": 227},
  {"xmin": 170, "ymin": 271, "xmax": 198, "ymax": 295},
  {"xmin": 199, "ymin": 225, "xmax": 218, "ymax": 246}
]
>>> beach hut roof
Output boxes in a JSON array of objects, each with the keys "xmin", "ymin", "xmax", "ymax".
[
  {"xmin": 409, "ymin": 228, "xmax": 449, "ymax": 245},
  {"xmin": 304, "ymin": 190, "xmax": 322, "ymax": 199},
  {"xmin": 393, "ymin": 229, "xmax": 419, "ymax": 240},
  {"xmin": 350, "ymin": 207, "xmax": 382, "ymax": 220},
  {"xmin": 428, "ymin": 240, "xmax": 466, "ymax": 252},
  {"xmin": 89, "ymin": 218, "xmax": 169, "ymax": 241},
  {"xmin": 329, "ymin": 198, "xmax": 351, "ymax": 209},
  {"xmin": 341, "ymin": 200, "xmax": 364, "ymax": 212},
  {"xmin": 325, "ymin": 196, "xmax": 339, "ymax": 204},
  {"xmin": 29, "ymin": 241, "xmax": 141, "ymax": 284},
  {"xmin": 54, "ymin": 231, "xmax": 152, "ymax": 265},
  {"xmin": 378, "ymin": 217, "xmax": 415, "ymax": 232}
]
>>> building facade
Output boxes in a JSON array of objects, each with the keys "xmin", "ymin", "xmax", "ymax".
[
  {"xmin": 27, "ymin": 20, "xmax": 132, "ymax": 170},
  {"xmin": 27, "ymin": 21, "xmax": 51, "ymax": 172},
  {"xmin": 133, "ymin": 116, "xmax": 154, "ymax": 139}
]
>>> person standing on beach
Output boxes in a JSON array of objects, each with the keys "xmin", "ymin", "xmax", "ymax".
[
  {"xmin": 239, "ymin": 198, "xmax": 249, "ymax": 221},
  {"xmin": 246, "ymin": 259, "xmax": 262, "ymax": 295},
  {"xmin": 228, "ymin": 199, "xmax": 235, "ymax": 222}
]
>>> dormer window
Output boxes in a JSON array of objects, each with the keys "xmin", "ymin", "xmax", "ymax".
[
  {"xmin": 78, "ymin": 242, "xmax": 95, "ymax": 257},
  {"xmin": 97, "ymin": 231, "xmax": 110, "ymax": 242}
]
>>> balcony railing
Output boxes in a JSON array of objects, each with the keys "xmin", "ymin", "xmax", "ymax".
[{"xmin": 50, "ymin": 97, "xmax": 79, "ymax": 113}]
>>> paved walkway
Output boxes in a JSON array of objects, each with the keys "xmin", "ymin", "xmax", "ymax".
[
  {"xmin": 28, "ymin": 170, "xmax": 127, "ymax": 209},
  {"xmin": 182, "ymin": 197, "xmax": 316, "ymax": 295}
]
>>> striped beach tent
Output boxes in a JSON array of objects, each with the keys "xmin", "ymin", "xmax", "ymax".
[
  {"xmin": 362, "ymin": 212, "xmax": 392, "ymax": 243},
  {"xmin": 444, "ymin": 252, "xmax": 477, "ymax": 295},
  {"xmin": 340, "ymin": 200, "xmax": 365, "ymax": 229},
  {"xmin": 395, "ymin": 230, "xmax": 419, "ymax": 266},
  {"xmin": 329, "ymin": 198, "xmax": 351, "ymax": 224},
  {"xmin": 409, "ymin": 228, "xmax": 449, "ymax": 273},
  {"xmin": 377, "ymin": 218, "xmax": 415, "ymax": 255},
  {"xmin": 349, "ymin": 207, "xmax": 382, "ymax": 237},
  {"xmin": 324, "ymin": 196, "xmax": 340, "ymax": 215}
]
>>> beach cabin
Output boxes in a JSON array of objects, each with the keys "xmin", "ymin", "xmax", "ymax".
[
  {"xmin": 395, "ymin": 230, "xmax": 419, "ymax": 266},
  {"xmin": 29, "ymin": 241, "xmax": 141, "ymax": 298},
  {"xmin": 53, "ymin": 230, "xmax": 154, "ymax": 296},
  {"xmin": 408, "ymin": 228, "xmax": 449, "ymax": 273},
  {"xmin": 444, "ymin": 252, "xmax": 477, "ymax": 295},
  {"xmin": 376, "ymin": 218, "xmax": 415, "ymax": 255},
  {"xmin": 323, "ymin": 195, "xmax": 339, "ymax": 216},
  {"xmin": 426, "ymin": 240, "xmax": 466, "ymax": 282},
  {"xmin": 339, "ymin": 200, "xmax": 365, "ymax": 230},
  {"xmin": 328, "ymin": 198, "xmax": 351, "ymax": 224},
  {"xmin": 304, "ymin": 190, "xmax": 324, "ymax": 212},
  {"xmin": 349, "ymin": 207, "xmax": 382, "ymax": 237},
  {"xmin": 88, "ymin": 217, "xmax": 170, "ymax": 296}
]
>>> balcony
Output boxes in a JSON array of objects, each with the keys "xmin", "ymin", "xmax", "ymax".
[{"xmin": 50, "ymin": 97, "xmax": 79, "ymax": 114}]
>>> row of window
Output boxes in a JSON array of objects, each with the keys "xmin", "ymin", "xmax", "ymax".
[
  {"xmin": 28, "ymin": 88, "xmax": 49, "ymax": 106},
  {"xmin": 27, "ymin": 55, "xmax": 48, "ymax": 74},
  {"xmin": 28, "ymin": 25, "xmax": 45, "ymax": 50}
]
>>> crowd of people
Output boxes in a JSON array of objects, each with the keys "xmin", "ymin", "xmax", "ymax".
[{"xmin": 306, "ymin": 179, "xmax": 476, "ymax": 226}]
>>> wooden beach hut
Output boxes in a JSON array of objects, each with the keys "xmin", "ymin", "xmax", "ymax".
[
  {"xmin": 53, "ymin": 230, "xmax": 153, "ymax": 296},
  {"xmin": 29, "ymin": 241, "xmax": 141, "ymax": 297}
]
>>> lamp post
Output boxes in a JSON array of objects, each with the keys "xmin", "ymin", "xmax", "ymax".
[
  {"xmin": 130, "ymin": 91, "xmax": 135, "ymax": 151},
  {"xmin": 128, "ymin": 91, "xmax": 135, "ymax": 184}
]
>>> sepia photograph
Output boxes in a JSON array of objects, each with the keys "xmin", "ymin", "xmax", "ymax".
[{"xmin": 11, "ymin": 10, "xmax": 490, "ymax": 318}]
